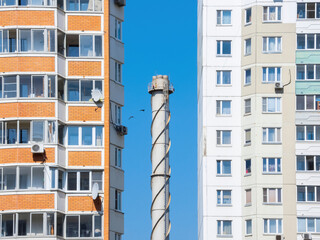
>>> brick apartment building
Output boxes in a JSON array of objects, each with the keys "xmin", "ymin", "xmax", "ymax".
[{"xmin": 0, "ymin": 0, "xmax": 125, "ymax": 239}]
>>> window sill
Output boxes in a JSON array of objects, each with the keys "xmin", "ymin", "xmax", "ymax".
[
  {"xmin": 216, "ymin": 54, "xmax": 232, "ymax": 57},
  {"xmin": 216, "ymin": 174, "xmax": 232, "ymax": 177},
  {"xmin": 262, "ymin": 172, "xmax": 282, "ymax": 175},
  {"xmin": 261, "ymin": 81, "xmax": 281, "ymax": 84},
  {"xmin": 216, "ymin": 84, "xmax": 232, "ymax": 87},
  {"xmin": 245, "ymin": 234, "xmax": 253, "ymax": 237},
  {"xmin": 297, "ymin": 201, "xmax": 320, "ymax": 204},
  {"xmin": 65, "ymin": 10, "xmax": 104, "ymax": 13},
  {"xmin": 244, "ymin": 173, "xmax": 251, "ymax": 177},
  {"xmin": 244, "ymin": 53, "xmax": 251, "ymax": 56},
  {"xmin": 262, "ymin": 142, "xmax": 282, "ymax": 145},
  {"xmin": 216, "ymin": 114, "xmax": 232, "ymax": 117},
  {"xmin": 244, "ymin": 22, "xmax": 252, "ymax": 26},
  {"xmin": 263, "ymin": 233, "xmax": 282, "ymax": 236},
  {"xmin": 216, "ymin": 204, "xmax": 232, "ymax": 207},
  {"xmin": 216, "ymin": 144, "xmax": 232, "ymax": 147},
  {"xmin": 244, "ymin": 143, "xmax": 251, "ymax": 146},
  {"xmin": 244, "ymin": 83, "xmax": 251, "ymax": 86},
  {"xmin": 216, "ymin": 24, "xmax": 232, "ymax": 27},
  {"xmin": 244, "ymin": 113, "xmax": 251, "ymax": 116},
  {"xmin": 262, "ymin": 20, "xmax": 282, "ymax": 23},
  {"xmin": 245, "ymin": 203, "xmax": 252, "ymax": 207},
  {"xmin": 217, "ymin": 235, "xmax": 233, "ymax": 238},
  {"xmin": 66, "ymin": 56, "xmax": 104, "ymax": 59},
  {"xmin": 262, "ymin": 112, "xmax": 282, "ymax": 114},
  {"xmin": 262, "ymin": 51, "xmax": 282, "ymax": 54},
  {"xmin": 263, "ymin": 203, "xmax": 282, "ymax": 206}
]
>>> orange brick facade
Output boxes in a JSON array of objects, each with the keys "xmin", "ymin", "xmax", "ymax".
[
  {"xmin": 0, "ymin": 194, "xmax": 55, "ymax": 211},
  {"xmin": 0, "ymin": 57, "xmax": 55, "ymax": 73},
  {"xmin": 68, "ymin": 106, "xmax": 102, "ymax": 121},
  {"xmin": 0, "ymin": 102, "xmax": 55, "ymax": 118},
  {"xmin": 68, "ymin": 196, "xmax": 102, "ymax": 212},
  {"xmin": 68, "ymin": 151, "xmax": 102, "ymax": 166},
  {"xmin": 68, "ymin": 15, "xmax": 101, "ymax": 31},
  {"xmin": 0, "ymin": 148, "xmax": 55, "ymax": 164},
  {"xmin": 68, "ymin": 61, "xmax": 102, "ymax": 76},
  {"xmin": 0, "ymin": 10, "xmax": 54, "ymax": 26}
]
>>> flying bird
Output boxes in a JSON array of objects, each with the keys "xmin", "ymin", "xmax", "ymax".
[
  {"xmin": 128, "ymin": 116, "xmax": 135, "ymax": 120},
  {"xmin": 139, "ymin": 109, "xmax": 145, "ymax": 112}
]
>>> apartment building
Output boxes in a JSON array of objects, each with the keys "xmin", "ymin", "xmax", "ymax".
[
  {"xmin": 198, "ymin": 1, "xmax": 320, "ymax": 240},
  {"xmin": 0, "ymin": 0, "xmax": 125, "ymax": 239}
]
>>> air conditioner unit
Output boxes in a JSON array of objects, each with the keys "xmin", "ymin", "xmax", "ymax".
[
  {"xmin": 115, "ymin": 125, "xmax": 128, "ymax": 136},
  {"xmin": 114, "ymin": 0, "xmax": 125, "ymax": 6},
  {"xmin": 304, "ymin": 233, "xmax": 312, "ymax": 240},
  {"xmin": 275, "ymin": 235, "xmax": 282, "ymax": 240},
  {"xmin": 275, "ymin": 82, "xmax": 283, "ymax": 89},
  {"xmin": 31, "ymin": 143, "xmax": 44, "ymax": 153}
]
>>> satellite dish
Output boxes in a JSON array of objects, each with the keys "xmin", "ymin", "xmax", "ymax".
[
  {"xmin": 92, "ymin": 183, "xmax": 99, "ymax": 200},
  {"xmin": 91, "ymin": 89, "xmax": 103, "ymax": 102}
]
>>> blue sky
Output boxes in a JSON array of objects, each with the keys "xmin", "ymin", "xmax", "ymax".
[{"xmin": 122, "ymin": 0, "xmax": 197, "ymax": 239}]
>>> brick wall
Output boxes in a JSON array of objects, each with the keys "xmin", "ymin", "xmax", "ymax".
[
  {"xmin": 68, "ymin": 61, "xmax": 102, "ymax": 76},
  {"xmin": 0, "ymin": 102, "xmax": 55, "ymax": 118},
  {"xmin": 0, "ymin": 194, "xmax": 55, "ymax": 210},
  {"xmin": 68, "ymin": 106, "xmax": 102, "ymax": 121},
  {"xmin": 68, "ymin": 15, "xmax": 101, "ymax": 31},
  {"xmin": 68, "ymin": 151, "xmax": 101, "ymax": 166},
  {"xmin": 0, "ymin": 10, "xmax": 54, "ymax": 26},
  {"xmin": 0, "ymin": 57, "xmax": 55, "ymax": 72},
  {"xmin": 0, "ymin": 148, "xmax": 55, "ymax": 164},
  {"xmin": 68, "ymin": 196, "xmax": 102, "ymax": 211}
]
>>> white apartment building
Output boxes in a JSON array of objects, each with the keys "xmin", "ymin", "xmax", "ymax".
[{"xmin": 198, "ymin": 1, "xmax": 320, "ymax": 240}]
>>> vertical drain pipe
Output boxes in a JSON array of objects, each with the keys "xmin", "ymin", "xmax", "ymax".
[{"xmin": 148, "ymin": 75, "xmax": 174, "ymax": 240}]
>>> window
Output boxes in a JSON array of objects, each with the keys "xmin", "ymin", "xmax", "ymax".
[
  {"xmin": 115, "ymin": 147, "xmax": 122, "ymax": 168},
  {"xmin": 115, "ymin": 105, "xmax": 121, "ymax": 124},
  {"xmin": 115, "ymin": 189, "xmax": 122, "ymax": 211},
  {"xmin": 18, "ymin": 29, "xmax": 55, "ymax": 53},
  {"xmin": 115, "ymin": 233, "xmax": 122, "ymax": 240},
  {"xmin": 0, "ymin": 0, "xmax": 56, "ymax": 6},
  {"xmin": 297, "ymin": 155, "xmax": 320, "ymax": 171},
  {"xmin": 245, "ymin": 38, "xmax": 251, "ymax": 55},
  {"xmin": 245, "ymin": 189, "xmax": 252, "ymax": 205},
  {"xmin": 263, "ymin": 158, "xmax": 281, "ymax": 174},
  {"xmin": 245, "ymin": 159, "xmax": 251, "ymax": 175},
  {"xmin": 246, "ymin": 220, "xmax": 252, "ymax": 235},
  {"xmin": 262, "ymin": 128, "xmax": 281, "ymax": 143},
  {"xmin": 217, "ymin": 10, "xmax": 231, "ymax": 25},
  {"xmin": 297, "ymin": 95, "xmax": 320, "ymax": 110},
  {"xmin": 65, "ymin": 215, "xmax": 101, "ymax": 238},
  {"xmin": 66, "ymin": 171, "xmax": 101, "ymax": 191},
  {"xmin": 262, "ymin": 97, "xmax": 281, "ymax": 113},
  {"xmin": 297, "ymin": 186, "xmax": 320, "ymax": 202},
  {"xmin": 66, "ymin": 0, "xmax": 102, "ymax": 11},
  {"xmin": 2, "ymin": 214, "xmax": 14, "ymax": 236},
  {"xmin": 216, "ymin": 71, "xmax": 231, "ymax": 85},
  {"xmin": 1, "ymin": 76, "xmax": 16, "ymax": 98},
  {"xmin": 262, "ymin": 67, "xmax": 281, "ymax": 83},
  {"xmin": 92, "ymin": 171, "xmax": 103, "ymax": 190},
  {"xmin": 66, "ymin": 34, "xmax": 102, "ymax": 57},
  {"xmin": 115, "ymin": 19, "xmax": 122, "ymax": 40},
  {"xmin": 217, "ymin": 190, "xmax": 231, "ymax": 205},
  {"xmin": 297, "ymin": 34, "xmax": 320, "ymax": 50},
  {"xmin": 298, "ymin": 218, "xmax": 320, "ymax": 233},
  {"xmin": 297, "ymin": 3, "xmax": 320, "ymax": 19},
  {"xmin": 67, "ymin": 126, "xmax": 103, "ymax": 146},
  {"xmin": 264, "ymin": 219, "xmax": 282, "ymax": 234},
  {"xmin": 217, "ymin": 220, "xmax": 232, "ymax": 236},
  {"xmin": 245, "ymin": 8, "xmax": 252, "ymax": 24},
  {"xmin": 217, "ymin": 160, "xmax": 231, "ymax": 175},
  {"xmin": 245, "ymin": 69, "xmax": 251, "ymax": 85},
  {"xmin": 67, "ymin": 78, "xmax": 100, "ymax": 102},
  {"xmin": 245, "ymin": 129, "xmax": 251, "ymax": 145},
  {"xmin": 115, "ymin": 61, "xmax": 122, "ymax": 83},
  {"xmin": 296, "ymin": 125, "xmax": 320, "ymax": 141},
  {"xmin": 217, "ymin": 130, "xmax": 231, "ymax": 145},
  {"xmin": 244, "ymin": 99, "xmax": 251, "ymax": 114},
  {"xmin": 263, "ymin": 188, "xmax": 282, "ymax": 204},
  {"xmin": 297, "ymin": 64, "xmax": 320, "ymax": 80},
  {"xmin": 263, "ymin": 37, "xmax": 282, "ymax": 53},
  {"xmin": 263, "ymin": 6, "xmax": 281, "ymax": 22},
  {"xmin": 217, "ymin": 40, "xmax": 231, "ymax": 56},
  {"xmin": 216, "ymin": 100, "xmax": 231, "ymax": 115}
]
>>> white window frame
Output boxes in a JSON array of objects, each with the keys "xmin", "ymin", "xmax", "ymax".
[
  {"xmin": 66, "ymin": 126, "xmax": 103, "ymax": 146},
  {"xmin": 263, "ymin": 188, "xmax": 282, "ymax": 204},
  {"xmin": 297, "ymin": 218, "xmax": 320, "ymax": 233},
  {"xmin": 216, "ymin": 100, "xmax": 231, "ymax": 116},
  {"xmin": 262, "ymin": 127, "xmax": 281, "ymax": 144},
  {"xmin": 115, "ymin": 147, "xmax": 122, "ymax": 168},
  {"xmin": 244, "ymin": 98, "xmax": 251, "ymax": 114},
  {"xmin": 297, "ymin": 186, "xmax": 320, "ymax": 202},
  {"xmin": 66, "ymin": 79, "xmax": 103, "ymax": 102},
  {"xmin": 216, "ymin": 70, "xmax": 231, "ymax": 85},
  {"xmin": 217, "ymin": 220, "xmax": 232, "ymax": 236},
  {"xmin": 217, "ymin": 10, "xmax": 232, "ymax": 25},
  {"xmin": 296, "ymin": 125, "xmax": 320, "ymax": 141},
  {"xmin": 297, "ymin": 33, "xmax": 320, "ymax": 50},
  {"xmin": 18, "ymin": 29, "xmax": 56, "ymax": 53},
  {"xmin": 245, "ymin": 219, "xmax": 252, "ymax": 235},
  {"xmin": 297, "ymin": 3, "xmax": 320, "ymax": 20},
  {"xmin": 245, "ymin": 189, "xmax": 252, "ymax": 206},
  {"xmin": 296, "ymin": 95, "xmax": 320, "ymax": 111},
  {"xmin": 296, "ymin": 64, "xmax": 320, "ymax": 80},
  {"xmin": 66, "ymin": 171, "xmax": 91, "ymax": 192},
  {"xmin": 262, "ymin": 67, "xmax": 281, "ymax": 83},
  {"xmin": 216, "ymin": 130, "xmax": 231, "ymax": 145},
  {"xmin": 216, "ymin": 160, "xmax": 232, "ymax": 176},
  {"xmin": 296, "ymin": 155, "xmax": 320, "ymax": 172},
  {"xmin": 217, "ymin": 40, "xmax": 231, "ymax": 56},
  {"xmin": 262, "ymin": 37, "xmax": 282, "ymax": 53},
  {"xmin": 262, "ymin": 97, "xmax": 281, "ymax": 113},
  {"xmin": 115, "ymin": 19, "xmax": 122, "ymax": 41},
  {"xmin": 245, "ymin": 68, "xmax": 251, "ymax": 85},
  {"xmin": 245, "ymin": 129, "xmax": 251, "ymax": 145},
  {"xmin": 245, "ymin": 38, "xmax": 251, "ymax": 55},
  {"xmin": 217, "ymin": 190, "xmax": 232, "ymax": 206},
  {"xmin": 115, "ymin": 189, "xmax": 122, "ymax": 211},
  {"xmin": 114, "ymin": 104, "xmax": 121, "ymax": 125},
  {"xmin": 264, "ymin": 219, "xmax": 282, "ymax": 234},
  {"xmin": 115, "ymin": 61, "xmax": 122, "ymax": 83},
  {"xmin": 263, "ymin": 6, "xmax": 282, "ymax": 22},
  {"xmin": 263, "ymin": 158, "xmax": 282, "ymax": 174},
  {"xmin": 245, "ymin": 8, "xmax": 252, "ymax": 24}
]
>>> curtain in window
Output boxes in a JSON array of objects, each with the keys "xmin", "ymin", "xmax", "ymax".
[
  {"xmin": 223, "ymin": 221, "xmax": 232, "ymax": 235},
  {"xmin": 267, "ymin": 98, "xmax": 275, "ymax": 112},
  {"xmin": 268, "ymin": 38, "xmax": 275, "ymax": 52},
  {"xmin": 298, "ymin": 218, "xmax": 306, "ymax": 232},
  {"xmin": 268, "ymin": 128, "xmax": 275, "ymax": 142}
]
